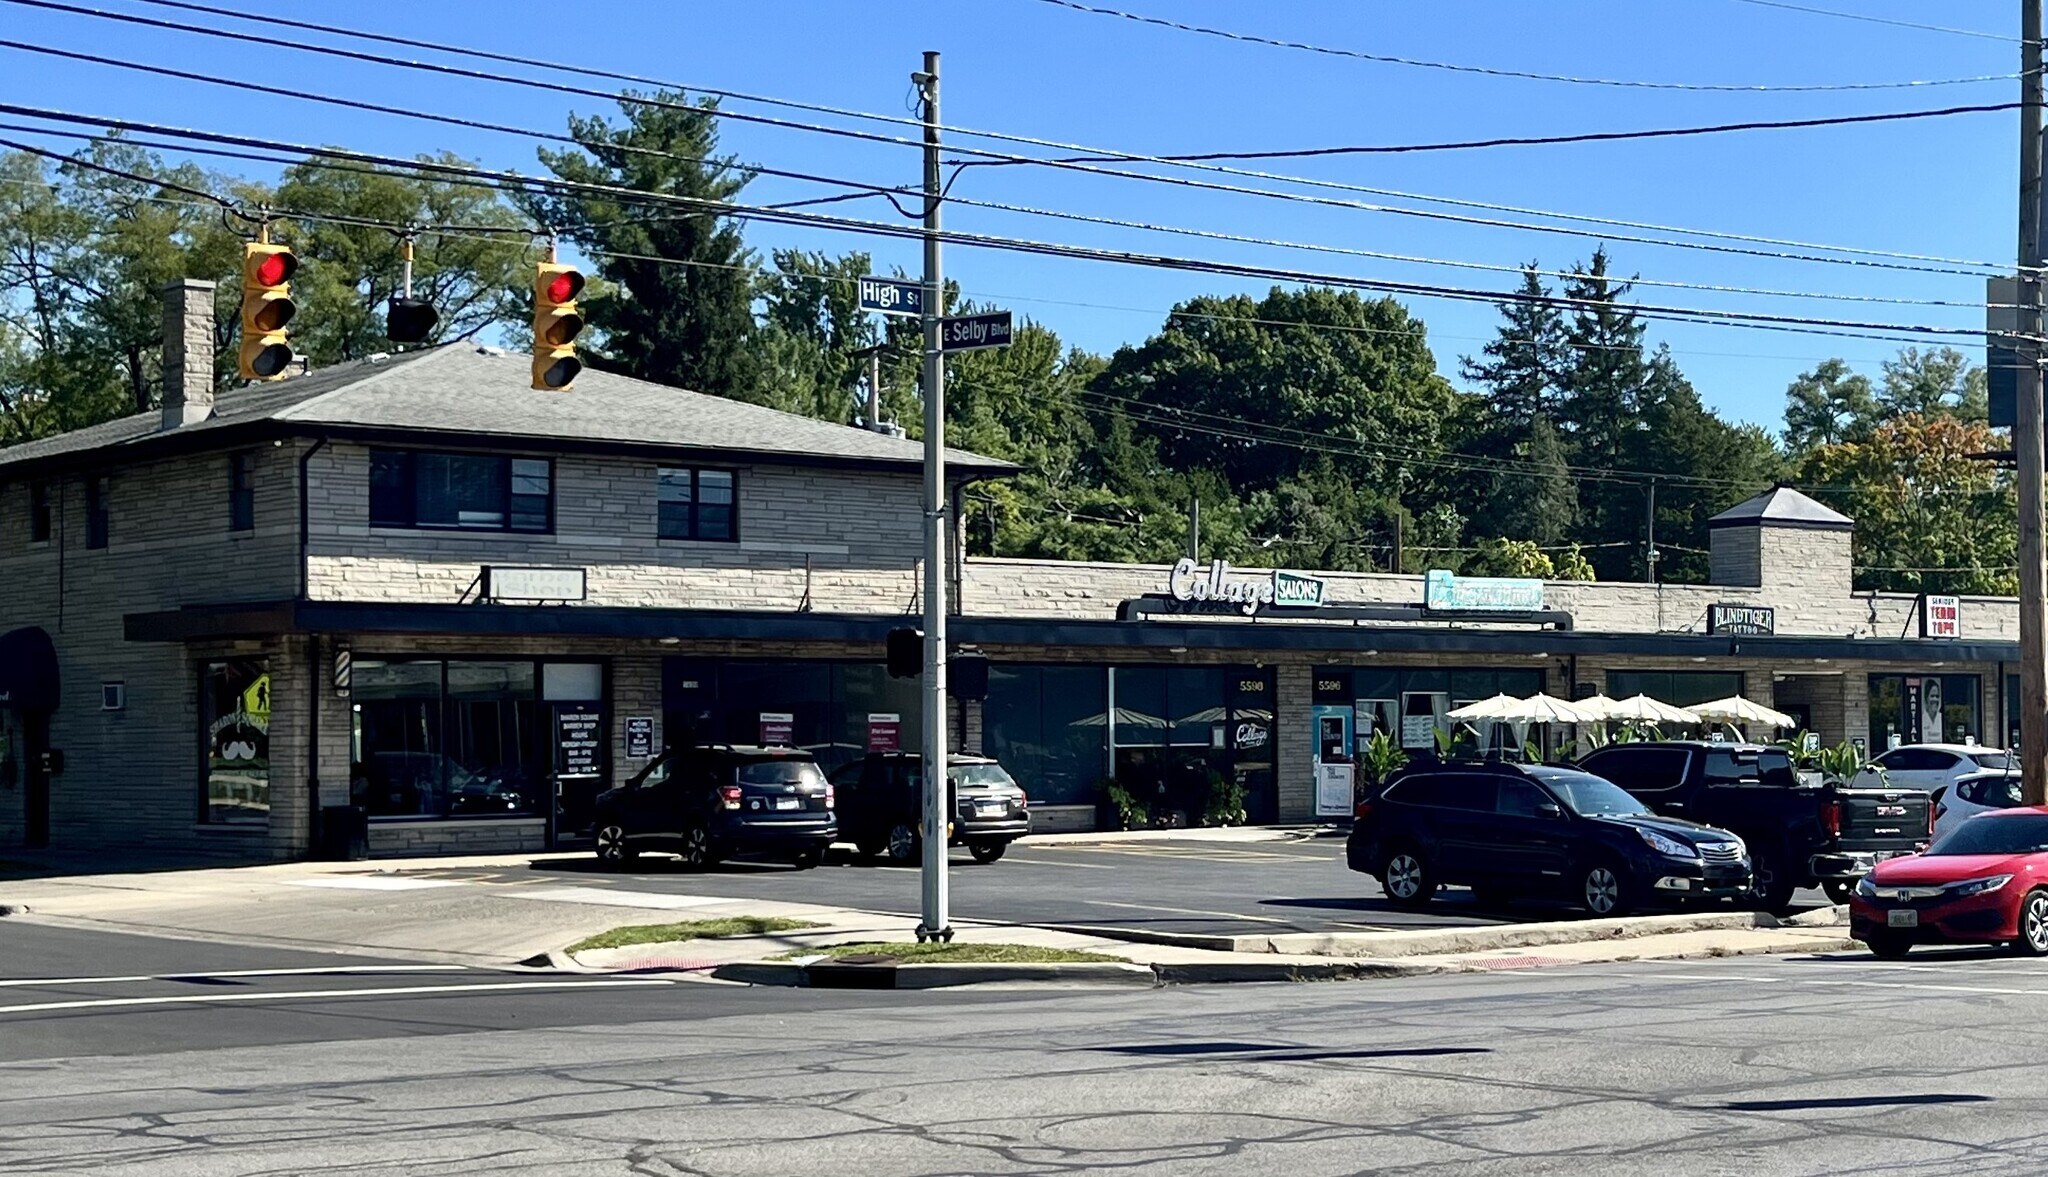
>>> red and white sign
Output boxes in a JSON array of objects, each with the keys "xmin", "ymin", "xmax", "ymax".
[
  {"xmin": 758, "ymin": 712, "xmax": 795, "ymax": 746},
  {"xmin": 867, "ymin": 712, "xmax": 902, "ymax": 753},
  {"xmin": 1922, "ymin": 595, "xmax": 1962, "ymax": 640}
]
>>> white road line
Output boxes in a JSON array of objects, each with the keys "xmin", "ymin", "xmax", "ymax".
[
  {"xmin": 284, "ymin": 877, "xmax": 464, "ymax": 891},
  {"xmin": 1001, "ymin": 856, "xmax": 1118, "ymax": 870},
  {"xmin": 1083, "ymin": 899, "xmax": 1292, "ymax": 925},
  {"xmin": 1648, "ymin": 971, "xmax": 2048, "ymax": 997},
  {"xmin": 0, "ymin": 965, "xmax": 460, "ymax": 988},
  {"xmin": 0, "ymin": 978, "xmax": 673, "ymax": 1016}
]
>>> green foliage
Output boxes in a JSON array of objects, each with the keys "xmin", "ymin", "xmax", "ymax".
[
  {"xmin": 1783, "ymin": 358, "xmax": 1877, "ymax": 455},
  {"xmin": 1358, "ymin": 730, "xmax": 1410, "ymax": 791},
  {"xmin": 1202, "ymin": 770, "xmax": 1247, "ymax": 827},
  {"xmin": 1100, "ymin": 778, "xmax": 1143, "ymax": 830},
  {"xmin": 1551, "ymin": 544, "xmax": 1596, "ymax": 581},
  {"xmin": 1814, "ymin": 741, "xmax": 1876, "ymax": 786},
  {"xmin": 1464, "ymin": 537, "xmax": 1555, "ymax": 579}
]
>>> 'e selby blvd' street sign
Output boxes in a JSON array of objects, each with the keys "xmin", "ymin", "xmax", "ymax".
[
  {"xmin": 857, "ymin": 277, "xmax": 924, "ymax": 317},
  {"xmin": 941, "ymin": 311, "xmax": 1013, "ymax": 352}
]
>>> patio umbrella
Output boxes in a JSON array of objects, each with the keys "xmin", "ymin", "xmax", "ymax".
[
  {"xmin": 1570, "ymin": 694, "xmax": 1622, "ymax": 721},
  {"xmin": 1504, "ymin": 693, "xmax": 1605, "ymax": 724},
  {"xmin": 1691, "ymin": 696, "xmax": 1799, "ymax": 729},
  {"xmin": 1446, "ymin": 694, "xmax": 1524, "ymax": 721},
  {"xmin": 1606, "ymin": 694, "xmax": 1703, "ymax": 725},
  {"xmin": 1068, "ymin": 707, "xmax": 1168, "ymax": 729}
]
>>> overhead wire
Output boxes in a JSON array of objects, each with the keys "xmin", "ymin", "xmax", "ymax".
[
  {"xmin": 1728, "ymin": 0, "xmax": 2025, "ymax": 44},
  {"xmin": 3, "ymin": 0, "xmax": 2029, "ymax": 277}
]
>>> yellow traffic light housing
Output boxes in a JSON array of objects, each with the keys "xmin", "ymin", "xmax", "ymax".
[
  {"xmin": 238, "ymin": 242, "xmax": 297, "ymax": 381},
  {"xmin": 532, "ymin": 261, "xmax": 584, "ymax": 390}
]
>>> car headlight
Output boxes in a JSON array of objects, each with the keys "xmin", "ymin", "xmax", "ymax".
[
  {"xmin": 1856, "ymin": 876, "xmax": 1879, "ymax": 898},
  {"xmin": 1948, "ymin": 874, "xmax": 2014, "ymax": 897},
  {"xmin": 1638, "ymin": 828, "xmax": 1698, "ymax": 859}
]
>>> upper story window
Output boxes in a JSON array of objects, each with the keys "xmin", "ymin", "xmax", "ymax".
[
  {"xmin": 229, "ymin": 452, "xmax": 256, "ymax": 532},
  {"xmin": 84, "ymin": 475, "xmax": 109, "ymax": 549},
  {"xmin": 27, "ymin": 480, "xmax": 51, "ymax": 544},
  {"xmin": 657, "ymin": 467, "xmax": 736, "ymax": 542},
  {"xmin": 369, "ymin": 450, "xmax": 553, "ymax": 534}
]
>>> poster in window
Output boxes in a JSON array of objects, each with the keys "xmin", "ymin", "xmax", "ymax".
[
  {"xmin": 204, "ymin": 660, "xmax": 270, "ymax": 824},
  {"xmin": 556, "ymin": 705, "xmax": 602, "ymax": 778},
  {"xmin": 867, "ymin": 713, "xmax": 901, "ymax": 753},
  {"xmin": 625, "ymin": 716, "xmax": 654, "ymax": 759},
  {"xmin": 759, "ymin": 712, "xmax": 795, "ymax": 747}
]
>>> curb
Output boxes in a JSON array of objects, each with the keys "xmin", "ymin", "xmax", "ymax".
[{"xmin": 709, "ymin": 959, "xmax": 1158, "ymax": 989}]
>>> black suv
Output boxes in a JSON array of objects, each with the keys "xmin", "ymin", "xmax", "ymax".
[
  {"xmin": 1576, "ymin": 741, "xmax": 1932, "ymax": 911},
  {"xmin": 591, "ymin": 745, "xmax": 835, "ymax": 870},
  {"xmin": 1347, "ymin": 761, "xmax": 1752, "ymax": 916},
  {"xmin": 829, "ymin": 753, "xmax": 1031, "ymax": 864}
]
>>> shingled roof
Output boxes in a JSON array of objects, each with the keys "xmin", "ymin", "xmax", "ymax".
[
  {"xmin": 1707, "ymin": 486, "xmax": 1853, "ymax": 532},
  {"xmin": 0, "ymin": 345, "xmax": 1016, "ymax": 477}
]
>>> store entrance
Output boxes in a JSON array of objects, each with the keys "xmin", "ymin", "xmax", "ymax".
[{"xmin": 1, "ymin": 708, "xmax": 48, "ymax": 848}]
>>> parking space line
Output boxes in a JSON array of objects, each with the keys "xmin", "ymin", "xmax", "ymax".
[
  {"xmin": 1000, "ymin": 855, "xmax": 1118, "ymax": 869},
  {"xmin": 0, "ymin": 978, "xmax": 673, "ymax": 1016},
  {"xmin": 0, "ymin": 965, "xmax": 459, "ymax": 988},
  {"xmin": 1083, "ymin": 899, "xmax": 1293, "ymax": 925}
]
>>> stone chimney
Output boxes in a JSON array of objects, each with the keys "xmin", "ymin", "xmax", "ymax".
[
  {"xmin": 1709, "ymin": 486, "xmax": 1854, "ymax": 591},
  {"xmin": 161, "ymin": 279, "xmax": 217, "ymax": 430}
]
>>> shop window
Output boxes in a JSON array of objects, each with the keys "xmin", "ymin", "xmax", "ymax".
[
  {"xmin": 984, "ymin": 664, "xmax": 1111, "ymax": 809},
  {"xmin": 228, "ymin": 451, "xmax": 255, "ymax": 532},
  {"xmin": 1107, "ymin": 665, "xmax": 1275, "ymax": 826},
  {"xmin": 350, "ymin": 658, "xmax": 555, "ymax": 820},
  {"xmin": 368, "ymin": 450, "xmax": 552, "ymax": 533},
  {"xmin": 201, "ymin": 659, "xmax": 271, "ymax": 824},
  {"xmin": 27, "ymin": 479, "xmax": 51, "ymax": 543},
  {"xmin": 1869, "ymin": 673, "xmax": 1980, "ymax": 749},
  {"xmin": 657, "ymin": 467, "xmax": 737, "ymax": 542},
  {"xmin": 84, "ymin": 475, "xmax": 109, "ymax": 549},
  {"xmin": 1606, "ymin": 670, "xmax": 1741, "ymax": 708}
]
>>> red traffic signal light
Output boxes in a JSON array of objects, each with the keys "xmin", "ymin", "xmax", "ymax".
[
  {"xmin": 239, "ymin": 242, "xmax": 297, "ymax": 381},
  {"xmin": 532, "ymin": 261, "xmax": 585, "ymax": 390}
]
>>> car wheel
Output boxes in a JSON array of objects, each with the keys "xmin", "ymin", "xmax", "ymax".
[
  {"xmin": 1822, "ymin": 880, "xmax": 1856, "ymax": 905},
  {"xmin": 886, "ymin": 823, "xmax": 919, "ymax": 864},
  {"xmin": 679, "ymin": 825, "xmax": 721, "ymax": 871},
  {"xmin": 790, "ymin": 848, "xmax": 823, "ymax": 872},
  {"xmin": 1746, "ymin": 843, "xmax": 1798, "ymax": 915},
  {"xmin": 2015, "ymin": 889, "xmax": 2048, "ymax": 957},
  {"xmin": 969, "ymin": 841, "xmax": 1008, "ymax": 864},
  {"xmin": 1580, "ymin": 860, "xmax": 1633, "ymax": 918},
  {"xmin": 594, "ymin": 824, "xmax": 635, "ymax": 866},
  {"xmin": 1864, "ymin": 932, "xmax": 1913, "ymax": 960},
  {"xmin": 1381, "ymin": 846, "xmax": 1437, "ymax": 907}
]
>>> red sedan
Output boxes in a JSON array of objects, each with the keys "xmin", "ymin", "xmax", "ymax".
[{"xmin": 1851, "ymin": 806, "xmax": 2048, "ymax": 958}]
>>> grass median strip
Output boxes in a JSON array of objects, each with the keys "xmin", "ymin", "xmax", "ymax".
[
  {"xmin": 569, "ymin": 916, "xmax": 820, "ymax": 953},
  {"xmin": 776, "ymin": 942, "xmax": 1122, "ymax": 964}
]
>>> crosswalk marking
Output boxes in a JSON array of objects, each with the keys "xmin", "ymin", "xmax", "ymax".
[
  {"xmin": 0, "ymin": 965, "xmax": 456, "ymax": 988},
  {"xmin": 0, "ymin": 978, "xmax": 672, "ymax": 1016}
]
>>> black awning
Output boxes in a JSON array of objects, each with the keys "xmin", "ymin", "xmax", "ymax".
[{"xmin": 0, "ymin": 626, "xmax": 59, "ymax": 712}]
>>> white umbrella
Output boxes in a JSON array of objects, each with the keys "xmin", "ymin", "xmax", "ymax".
[
  {"xmin": 1571, "ymin": 694, "xmax": 1623, "ymax": 721},
  {"xmin": 1691, "ymin": 696, "xmax": 1798, "ymax": 729},
  {"xmin": 1447, "ymin": 694, "xmax": 1524, "ymax": 721},
  {"xmin": 1504, "ymin": 693, "xmax": 1605, "ymax": 725},
  {"xmin": 1607, "ymin": 695, "xmax": 1703, "ymax": 725},
  {"xmin": 1069, "ymin": 707, "xmax": 1168, "ymax": 729}
]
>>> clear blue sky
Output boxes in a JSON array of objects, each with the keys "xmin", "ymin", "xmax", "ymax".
[{"xmin": 0, "ymin": 0, "xmax": 2024, "ymax": 429}]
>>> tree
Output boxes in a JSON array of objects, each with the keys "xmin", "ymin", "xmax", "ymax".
[
  {"xmin": 1556, "ymin": 248, "xmax": 1651, "ymax": 579},
  {"xmin": 1798, "ymin": 413, "xmax": 2016, "ymax": 595},
  {"xmin": 1878, "ymin": 346, "xmax": 1986, "ymax": 423},
  {"xmin": 1629, "ymin": 346, "xmax": 1781, "ymax": 582},
  {"xmin": 1464, "ymin": 537, "xmax": 1555, "ymax": 579},
  {"xmin": 753, "ymin": 248, "xmax": 881, "ymax": 422},
  {"xmin": 526, "ymin": 90, "xmax": 759, "ymax": 400},
  {"xmin": 1783, "ymin": 358, "xmax": 1877, "ymax": 455},
  {"xmin": 1496, "ymin": 415, "xmax": 1578, "ymax": 548},
  {"xmin": 1459, "ymin": 263, "xmax": 1569, "ymax": 427}
]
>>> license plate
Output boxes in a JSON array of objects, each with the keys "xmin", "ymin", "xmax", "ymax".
[
  {"xmin": 774, "ymin": 797, "xmax": 801, "ymax": 811},
  {"xmin": 975, "ymin": 803, "xmax": 1004, "ymax": 817},
  {"xmin": 1887, "ymin": 909, "xmax": 1919, "ymax": 928}
]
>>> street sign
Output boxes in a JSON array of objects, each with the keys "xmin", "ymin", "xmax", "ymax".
[
  {"xmin": 858, "ymin": 277, "xmax": 924, "ymax": 317},
  {"xmin": 941, "ymin": 310, "xmax": 1013, "ymax": 352}
]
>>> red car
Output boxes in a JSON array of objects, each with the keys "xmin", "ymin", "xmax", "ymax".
[{"xmin": 1851, "ymin": 806, "xmax": 2048, "ymax": 958}]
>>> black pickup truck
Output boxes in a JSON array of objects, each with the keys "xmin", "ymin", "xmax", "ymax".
[{"xmin": 1576, "ymin": 741, "xmax": 1932, "ymax": 912}]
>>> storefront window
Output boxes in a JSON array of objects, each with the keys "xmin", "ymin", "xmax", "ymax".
[
  {"xmin": 201, "ymin": 659, "xmax": 270, "ymax": 824},
  {"xmin": 352, "ymin": 659, "xmax": 568, "ymax": 820},
  {"xmin": 1606, "ymin": 671, "xmax": 1742, "ymax": 708},
  {"xmin": 1351, "ymin": 667, "xmax": 1542, "ymax": 753},
  {"xmin": 1108, "ymin": 665, "xmax": 1273, "ymax": 826},
  {"xmin": 1870, "ymin": 673, "xmax": 1980, "ymax": 749},
  {"xmin": 662, "ymin": 659, "xmax": 921, "ymax": 775},
  {"xmin": 984, "ymin": 664, "xmax": 1111, "ymax": 808}
]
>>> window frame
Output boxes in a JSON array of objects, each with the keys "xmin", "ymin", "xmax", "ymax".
[
  {"xmin": 367, "ymin": 449, "xmax": 554, "ymax": 535},
  {"xmin": 83, "ymin": 474, "xmax": 109, "ymax": 550},
  {"xmin": 655, "ymin": 465, "xmax": 739, "ymax": 543},
  {"xmin": 228, "ymin": 451, "xmax": 256, "ymax": 533},
  {"xmin": 26, "ymin": 478, "xmax": 51, "ymax": 544}
]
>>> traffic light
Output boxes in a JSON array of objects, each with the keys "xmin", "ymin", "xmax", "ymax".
[
  {"xmin": 386, "ymin": 297, "xmax": 438, "ymax": 344},
  {"xmin": 237, "ymin": 242, "xmax": 297, "ymax": 380},
  {"xmin": 948, "ymin": 652, "xmax": 989, "ymax": 700},
  {"xmin": 886, "ymin": 627, "xmax": 923, "ymax": 679},
  {"xmin": 532, "ymin": 261, "xmax": 585, "ymax": 390}
]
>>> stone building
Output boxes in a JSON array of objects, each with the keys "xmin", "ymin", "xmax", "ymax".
[{"xmin": 0, "ymin": 282, "xmax": 2022, "ymax": 861}]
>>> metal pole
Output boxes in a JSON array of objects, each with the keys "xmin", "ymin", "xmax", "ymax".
[
  {"xmin": 2018, "ymin": 0, "xmax": 2048, "ymax": 804},
  {"xmin": 1645, "ymin": 481, "xmax": 1659, "ymax": 583},
  {"xmin": 915, "ymin": 51, "xmax": 952, "ymax": 941},
  {"xmin": 868, "ymin": 347, "xmax": 883, "ymax": 430}
]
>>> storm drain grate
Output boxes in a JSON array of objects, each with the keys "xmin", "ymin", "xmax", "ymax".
[{"xmin": 1460, "ymin": 955, "xmax": 1570, "ymax": 971}]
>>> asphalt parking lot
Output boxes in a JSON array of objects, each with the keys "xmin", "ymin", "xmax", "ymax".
[{"xmin": 418, "ymin": 834, "xmax": 1830, "ymax": 937}]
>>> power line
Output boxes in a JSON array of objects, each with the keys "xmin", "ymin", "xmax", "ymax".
[
  {"xmin": 3, "ymin": 35, "xmax": 2004, "ymax": 318},
  {"xmin": 1027, "ymin": 0, "xmax": 2023, "ymax": 91},
  {"xmin": 8, "ymin": 0, "xmax": 2026, "ymax": 278},
  {"xmin": 1729, "ymin": 0, "xmax": 2024, "ymax": 44},
  {"xmin": 0, "ymin": 104, "xmax": 2021, "ymax": 349}
]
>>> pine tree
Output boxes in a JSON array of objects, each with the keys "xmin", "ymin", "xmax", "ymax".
[
  {"xmin": 1557, "ymin": 248, "xmax": 1651, "ymax": 579},
  {"xmin": 1459, "ymin": 264, "xmax": 1569, "ymax": 426},
  {"xmin": 1501, "ymin": 415, "xmax": 1578, "ymax": 548}
]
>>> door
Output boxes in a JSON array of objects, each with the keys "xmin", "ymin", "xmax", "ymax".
[
  {"xmin": 1489, "ymin": 778, "xmax": 1571, "ymax": 886},
  {"xmin": 1426, "ymin": 772, "xmax": 1500, "ymax": 882},
  {"xmin": 1, "ymin": 710, "xmax": 45, "ymax": 849}
]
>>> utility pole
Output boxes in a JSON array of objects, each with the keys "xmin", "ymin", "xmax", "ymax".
[
  {"xmin": 1188, "ymin": 494, "xmax": 1201, "ymax": 561},
  {"xmin": 1645, "ymin": 481, "xmax": 1660, "ymax": 584},
  {"xmin": 2018, "ymin": 0, "xmax": 2047, "ymax": 805},
  {"xmin": 914, "ymin": 51, "xmax": 952, "ymax": 942}
]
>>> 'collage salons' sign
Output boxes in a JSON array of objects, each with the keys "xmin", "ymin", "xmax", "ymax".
[{"xmin": 1168, "ymin": 559, "xmax": 1327, "ymax": 616}]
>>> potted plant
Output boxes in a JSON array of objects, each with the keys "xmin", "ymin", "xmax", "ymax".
[
  {"xmin": 1356, "ymin": 730, "xmax": 1409, "ymax": 805},
  {"xmin": 1096, "ymin": 777, "xmax": 1143, "ymax": 831},
  {"xmin": 1201, "ymin": 769, "xmax": 1247, "ymax": 827}
]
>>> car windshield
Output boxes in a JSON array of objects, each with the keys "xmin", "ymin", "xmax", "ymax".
[
  {"xmin": 950, "ymin": 763, "xmax": 1017, "ymax": 789},
  {"xmin": 1929, "ymin": 812, "xmax": 2048, "ymax": 855},
  {"xmin": 737, "ymin": 760, "xmax": 826, "ymax": 788},
  {"xmin": 1542, "ymin": 771, "xmax": 1654, "ymax": 817}
]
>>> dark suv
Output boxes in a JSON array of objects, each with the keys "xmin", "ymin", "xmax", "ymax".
[
  {"xmin": 591, "ymin": 745, "xmax": 835, "ymax": 870},
  {"xmin": 1347, "ymin": 761, "xmax": 1752, "ymax": 916},
  {"xmin": 829, "ymin": 753, "xmax": 1031, "ymax": 864}
]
